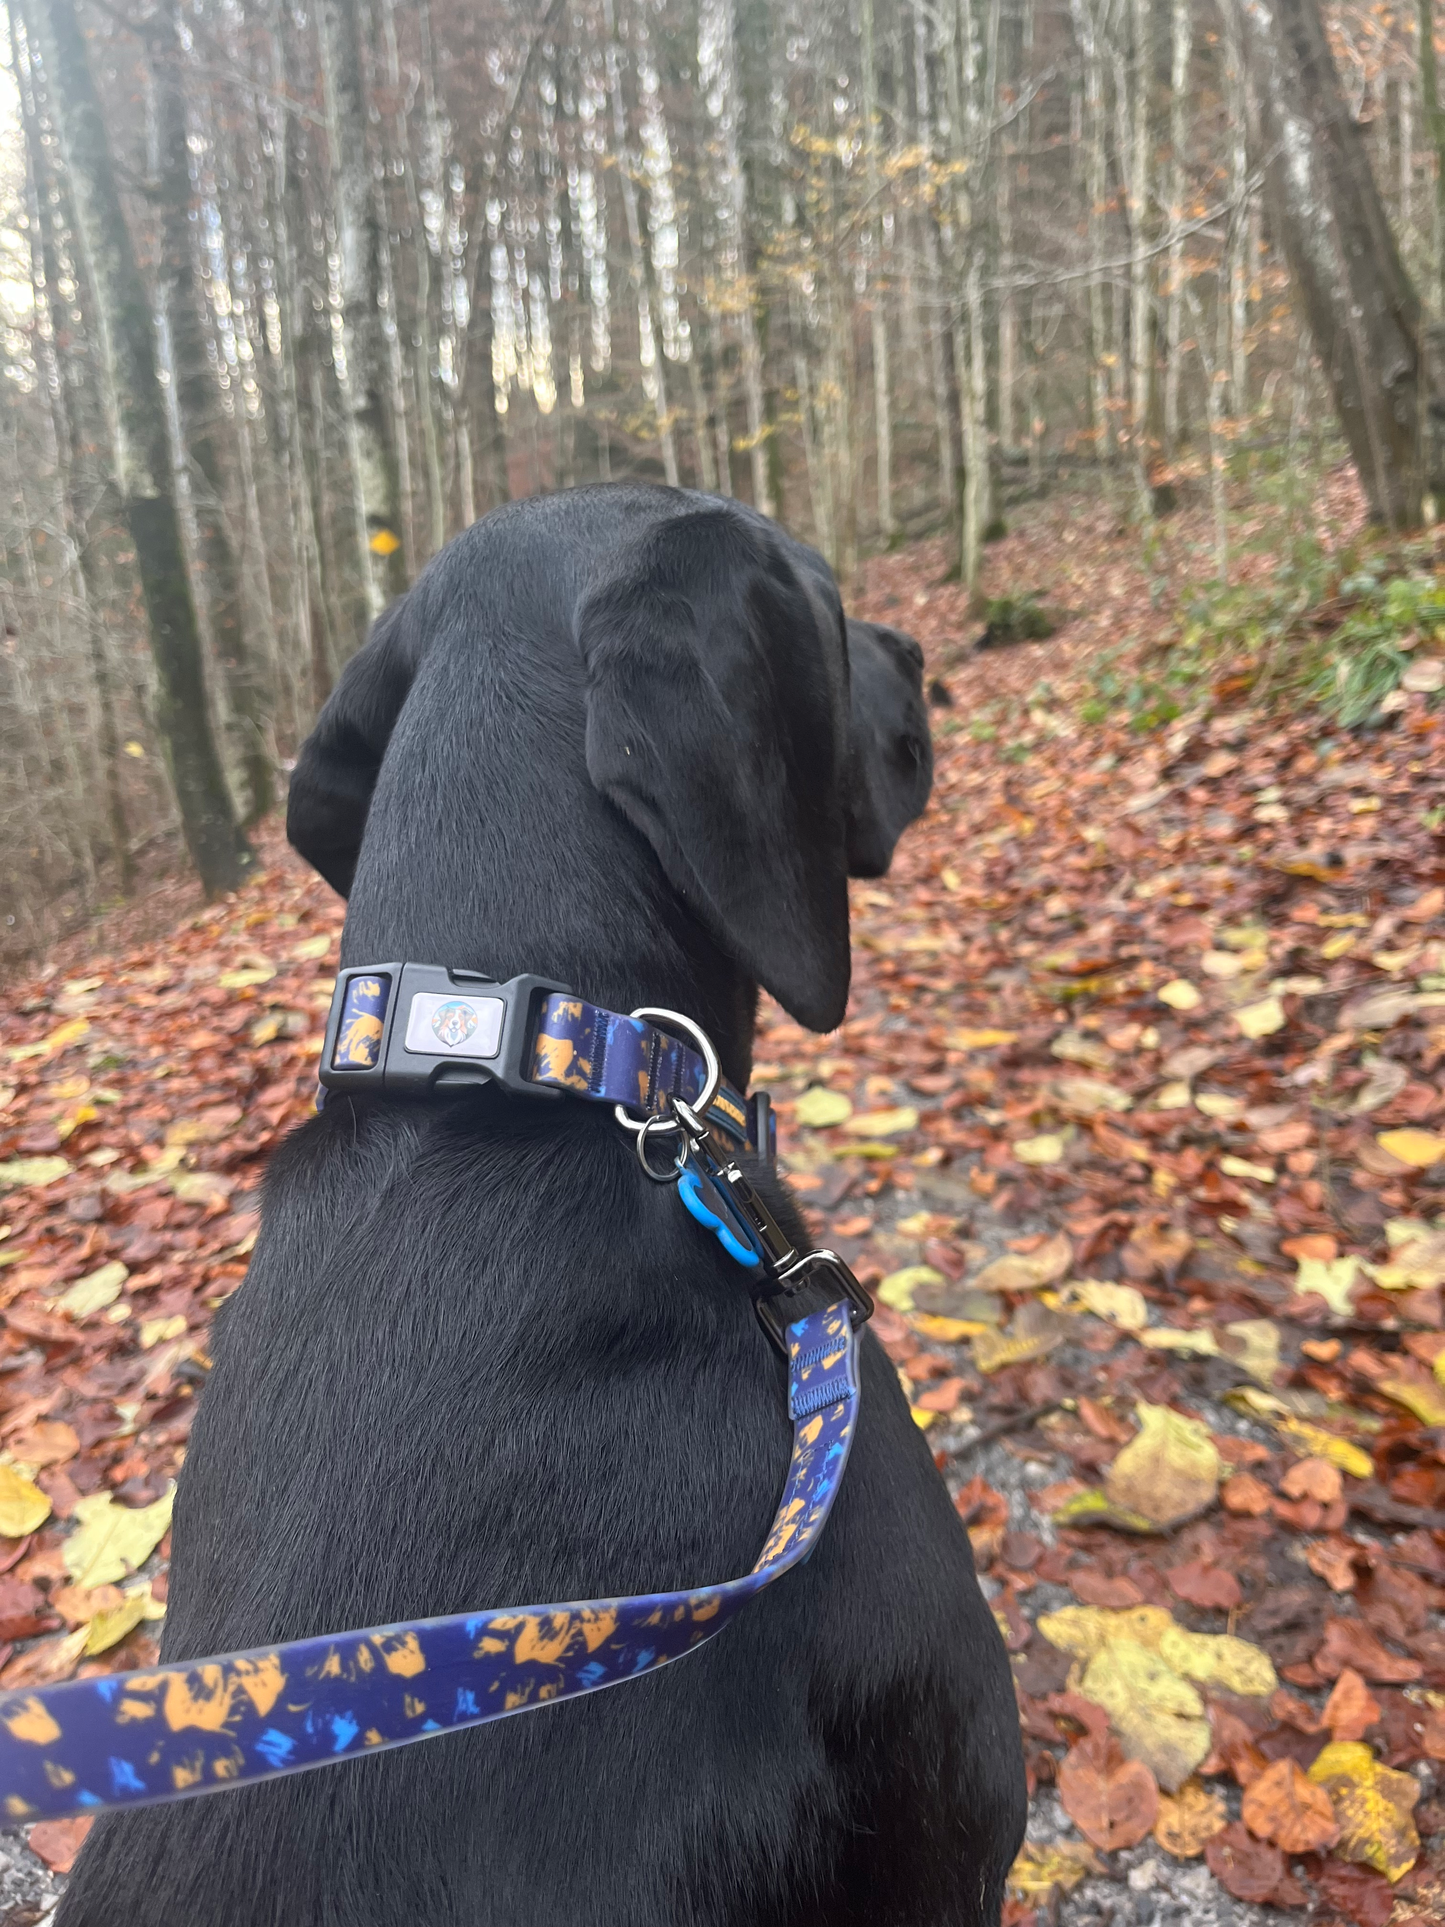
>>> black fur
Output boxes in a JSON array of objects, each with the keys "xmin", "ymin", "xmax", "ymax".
[{"xmin": 60, "ymin": 488, "xmax": 1024, "ymax": 1927}]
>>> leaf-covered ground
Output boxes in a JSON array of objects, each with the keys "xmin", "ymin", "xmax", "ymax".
[{"xmin": 2, "ymin": 477, "xmax": 1445, "ymax": 1922}]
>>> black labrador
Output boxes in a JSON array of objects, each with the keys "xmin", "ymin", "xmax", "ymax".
[{"xmin": 60, "ymin": 487, "xmax": 1025, "ymax": 1927}]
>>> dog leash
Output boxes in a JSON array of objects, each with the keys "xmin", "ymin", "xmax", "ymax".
[
  {"xmin": 0, "ymin": 972, "xmax": 875, "ymax": 1823},
  {"xmin": 0, "ymin": 1303, "xmax": 859, "ymax": 1822}
]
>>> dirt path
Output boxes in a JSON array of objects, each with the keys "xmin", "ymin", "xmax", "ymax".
[{"xmin": 1, "ymin": 489, "xmax": 1443, "ymax": 1920}]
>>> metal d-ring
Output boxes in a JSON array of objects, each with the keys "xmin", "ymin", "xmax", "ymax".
[
  {"xmin": 635, "ymin": 1113, "xmax": 686, "ymax": 1184},
  {"xmin": 612, "ymin": 1006, "xmax": 723, "ymax": 1147}
]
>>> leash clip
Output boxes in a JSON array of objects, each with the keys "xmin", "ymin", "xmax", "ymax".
[{"xmin": 757, "ymin": 1249, "xmax": 874, "ymax": 1358}]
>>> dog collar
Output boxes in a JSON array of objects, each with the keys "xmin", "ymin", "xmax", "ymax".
[{"xmin": 317, "ymin": 964, "xmax": 773, "ymax": 1159}]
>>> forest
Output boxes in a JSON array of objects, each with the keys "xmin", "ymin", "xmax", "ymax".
[{"xmin": 0, "ymin": 0, "xmax": 1440, "ymax": 953}]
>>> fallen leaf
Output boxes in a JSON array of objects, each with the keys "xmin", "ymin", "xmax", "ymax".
[
  {"xmin": 948, "ymin": 1029, "xmax": 1018, "ymax": 1050},
  {"xmin": 1058, "ymin": 1729, "xmax": 1160, "ymax": 1849},
  {"xmin": 1375, "ymin": 1128, "xmax": 1445, "ymax": 1168},
  {"xmin": 1012, "ymin": 1134, "xmax": 1064, "ymax": 1165},
  {"xmin": 63, "ymin": 1489, "xmax": 174, "ymax": 1589},
  {"xmin": 216, "ymin": 964, "xmax": 275, "ymax": 989},
  {"xmin": 53, "ymin": 1260, "xmax": 128, "ymax": 1320},
  {"xmin": 0, "ymin": 1624, "xmax": 88, "ymax": 1688},
  {"xmin": 1235, "ymin": 996, "xmax": 1286, "ymax": 1039},
  {"xmin": 841, "ymin": 1106, "xmax": 917, "ymax": 1138},
  {"xmin": 1075, "ymin": 1279, "xmax": 1149, "ymax": 1330},
  {"xmin": 1275, "ymin": 1418, "xmax": 1373, "ymax": 1479},
  {"xmin": 1307, "ymin": 1740, "xmax": 1420, "ymax": 1881},
  {"xmin": 26, "ymin": 1815, "xmax": 93, "ymax": 1873},
  {"xmin": 1073, "ymin": 1636, "xmax": 1211, "ymax": 1791},
  {"xmin": 1240, "ymin": 1755, "xmax": 1340, "ymax": 1853},
  {"xmin": 1138, "ymin": 1326, "xmax": 1220, "ymax": 1357},
  {"xmin": 876, "ymin": 1265, "xmax": 944, "ymax": 1311},
  {"xmin": 1315, "ymin": 1616, "xmax": 1422, "ymax": 1685},
  {"xmin": 1280, "ymin": 1456, "xmax": 1342, "ymax": 1505},
  {"xmin": 1167, "ymin": 1560, "xmax": 1241, "ymax": 1610},
  {"xmin": 0, "ymin": 1158, "xmax": 70, "ymax": 1191},
  {"xmin": 1219, "ymin": 1319, "xmax": 1280, "ymax": 1387},
  {"xmin": 1005, "ymin": 1840, "xmax": 1100, "ymax": 1900},
  {"xmin": 1293, "ymin": 1254, "xmax": 1361, "ymax": 1317},
  {"xmin": 1158, "ymin": 1624, "xmax": 1277, "ymax": 1697},
  {"xmin": 1054, "ymin": 1076, "xmax": 1132, "ymax": 1116},
  {"xmin": 972, "ymin": 1232, "xmax": 1072, "ymax": 1293},
  {"xmin": 0, "ymin": 1466, "xmax": 51, "ymax": 1539},
  {"xmin": 1221, "ymin": 1472, "xmax": 1273, "ymax": 1516},
  {"xmin": 84, "ymin": 1585, "xmax": 155, "ymax": 1656},
  {"xmin": 1105, "ymin": 1401, "xmax": 1220, "ymax": 1530},
  {"xmin": 1153, "ymin": 1778, "xmax": 1227, "ymax": 1857},
  {"xmin": 1219, "ymin": 1154, "xmax": 1274, "ymax": 1184},
  {"xmin": 1323, "ymin": 1667, "xmax": 1382, "ymax": 1742},
  {"xmin": 1313, "ymin": 1862, "xmax": 1400, "ymax": 1927},
  {"xmin": 1159, "ymin": 980, "xmax": 1201, "ymax": 1011},
  {"xmin": 1205, "ymin": 1821, "xmax": 1306, "ymax": 1907}
]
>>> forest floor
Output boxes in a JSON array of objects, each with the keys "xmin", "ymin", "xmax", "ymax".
[{"xmin": 2, "ymin": 472, "xmax": 1445, "ymax": 1922}]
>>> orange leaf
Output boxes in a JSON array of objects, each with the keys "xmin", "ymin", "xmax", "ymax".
[
  {"xmin": 1322, "ymin": 1667, "xmax": 1381, "ymax": 1743},
  {"xmin": 1058, "ymin": 1732, "xmax": 1160, "ymax": 1851},
  {"xmin": 1240, "ymin": 1756, "xmax": 1340, "ymax": 1854},
  {"xmin": 27, "ymin": 1814, "xmax": 92, "ymax": 1873}
]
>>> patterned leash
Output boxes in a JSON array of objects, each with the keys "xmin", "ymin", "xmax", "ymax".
[{"xmin": 0, "ymin": 1303, "xmax": 860, "ymax": 1823}]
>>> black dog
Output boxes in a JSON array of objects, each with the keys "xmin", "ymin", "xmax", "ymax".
[{"xmin": 61, "ymin": 488, "xmax": 1024, "ymax": 1926}]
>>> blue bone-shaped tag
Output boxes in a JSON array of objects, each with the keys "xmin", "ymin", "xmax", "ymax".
[{"xmin": 678, "ymin": 1163, "xmax": 761, "ymax": 1268}]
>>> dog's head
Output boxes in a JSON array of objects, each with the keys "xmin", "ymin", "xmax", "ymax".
[
  {"xmin": 288, "ymin": 493, "xmax": 929, "ymax": 1034},
  {"xmin": 844, "ymin": 620, "xmax": 933, "ymax": 878}
]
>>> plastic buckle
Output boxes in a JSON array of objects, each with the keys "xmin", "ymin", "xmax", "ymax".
[
  {"xmin": 318, "ymin": 963, "xmax": 573, "ymax": 1100},
  {"xmin": 756, "ymin": 1250, "xmax": 874, "ymax": 1359}
]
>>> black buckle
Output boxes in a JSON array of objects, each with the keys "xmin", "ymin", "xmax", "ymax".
[
  {"xmin": 756, "ymin": 1250, "xmax": 874, "ymax": 1358},
  {"xmin": 318, "ymin": 963, "xmax": 572, "ymax": 1100}
]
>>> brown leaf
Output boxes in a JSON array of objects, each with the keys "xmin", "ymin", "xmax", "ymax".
[
  {"xmin": 1152, "ymin": 1778, "xmax": 1227, "ymax": 1858},
  {"xmin": 1323, "ymin": 1666, "xmax": 1383, "ymax": 1743},
  {"xmin": 1313, "ymin": 1861, "xmax": 1398, "ymax": 1927},
  {"xmin": 1239, "ymin": 1755, "xmax": 1340, "ymax": 1853},
  {"xmin": 1057, "ymin": 1731, "xmax": 1160, "ymax": 1851},
  {"xmin": 1315, "ymin": 1615, "xmax": 1424, "ymax": 1685},
  {"xmin": 27, "ymin": 1814, "xmax": 93, "ymax": 1873},
  {"xmin": 1280, "ymin": 1455, "xmax": 1343, "ymax": 1505},
  {"xmin": 1204, "ymin": 1821, "xmax": 1306, "ymax": 1907},
  {"xmin": 1070, "ymin": 1569, "xmax": 1146, "ymax": 1609},
  {"xmin": 1220, "ymin": 1472, "xmax": 1272, "ymax": 1517},
  {"xmin": 1167, "ymin": 1560, "xmax": 1242, "ymax": 1610}
]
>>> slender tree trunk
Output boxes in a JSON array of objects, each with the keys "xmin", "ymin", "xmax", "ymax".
[
  {"xmin": 1163, "ymin": 0, "xmax": 1191, "ymax": 453},
  {"xmin": 1236, "ymin": 0, "xmax": 1424, "ymax": 528},
  {"xmin": 1420, "ymin": 0, "xmax": 1445, "ymax": 314},
  {"xmin": 157, "ymin": 11, "xmax": 275, "ymax": 823},
  {"xmin": 1127, "ymin": 0, "xmax": 1153, "ymax": 514},
  {"xmin": 860, "ymin": 0, "xmax": 893, "ymax": 544},
  {"xmin": 26, "ymin": 0, "xmax": 249, "ymax": 894},
  {"xmin": 1072, "ymin": 0, "xmax": 1112, "ymax": 462}
]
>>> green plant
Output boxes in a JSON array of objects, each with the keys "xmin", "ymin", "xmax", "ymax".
[
  {"xmin": 983, "ymin": 593, "xmax": 1056, "ymax": 643},
  {"xmin": 1313, "ymin": 565, "xmax": 1445, "ymax": 726}
]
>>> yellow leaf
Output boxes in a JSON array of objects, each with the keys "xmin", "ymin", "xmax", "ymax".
[
  {"xmin": 1307, "ymin": 1741, "xmax": 1420, "ymax": 1882},
  {"xmin": 123, "ymin": 739, "xmax": 145, "ymax": 758},
  {"xmin": 1139, "ymin": 1327, "xmax": 1220, "ymax": 1356},
  {"xmin": 53, "ymin": 1261, "xmax": 128, "ymax": 1320},
  {"xmin": 876, "ymin": 1265, "xmax": 944, "ymax": 1312},
  {"xmin": 1054, "ymin": 1077, "xmax": 1132, "ymax": 1116},
  {"xmin": 1154, "ymin": 1780, "xmax": 1228, "ymax": 1857},
  {"xmin": 1367, "ymin": 1225, "xmax": 1445, "ymax": 1290},
  {"xmin": 948, "ymin": 1029, "xmax": 1017, "ymax": 1050},
  {"xmin": 1194, "ymin": 1091, "xmax": 1244, "ymax": 1120},
  {"xmin": 972, "ymin": 1232, "xmax": 1072, "ymax": 1293},
  {"xmin": 1275, "ymin": 1418, "xmax": 1374, "ymax": 1480},
  {"xmin": 1376, "ymin": 1128, "xmax": 1445, "ymax": 1168},
  {"xmin": 0, "ymin": 1465, "xmax": 51, "ymax": 1537},
  {"xmin": 1013, "ymin": 1134, "xmax": 1064, "ymax": 1165},
  {"xmin": 841, "ymin": 1106, "xmax": 918, "ymax": 1138},
  {"xmin": 1201, "ymin": 950, "xmax": 1244, "ymax": 979},
  {"xmin": 48, "ymin": 1074, "xmax": 89, "ymax": 1101},
  {"xmin": 291, "ymin": 935, "xmax": 333, "ymax": 961},
  {"xmin": 1293, "ymin": 1255, "xmax": 1361, "ymax": 1317},
  {"xmin": 1154, "ymin": 1081, "xmax": 1193, "ymax": 1110},
  {"xmin": 793, "ymin": 1088, "xmax": 854, "ymax": 1129},
  {"xmin": 54, "ymin": 1104, "xmax": 98, "ymax": 1142},
  {"xmin": 83, "ymin": 1587, "xmax": 152, "ymax": 1657},
  {"xmin": 0, "ymin": 1158, "xmax": 70, "ymax": 1190},
  {"xmin": 1105, "ymin": 1401, "xmax": 1220, "ymax": 1529},
  {"xmin": 1236, "ymin": 996, "xmax": 1286, "ymax": 1039},
  {"xmin": 909, "ymin": 1312, "xmax": 989, "ymax": 1342},
  {"xmin": 216, "ymin": 965, "xmax": 276, "ymax": 990},
  {"xmin": 1376, "ymin": 1372, "xmax": 1445, "ymax": 1427},
  {"xmin": 1221, "ymin": 1319, "xmax": 1281, "ymax": 1388},
  {"xmin": 972, "ymin": 1318, "xmax": 1061, "ymax": 1374},
  {"xmin": 1158, "ymin": 1623, "xmax": 1276, "ymax": 1696},
  {"xmin": 1079, "ymin": 1638, "xmax": 1210, "ymax": 1792},
  {"xmin": 910, "ymin": 1406, "xmax": 937, "ymax": 1430},
  {"xmin": 1158, "ymin": 980, "xmax": 1201, "ymax": 1011},
  {"xmin": 1050, "ymin": 1488, "xmax": 1160, "ymax": 1533},
  {"xmin": 1007, "ymin": 1840, "xmax": 1101, "ymax": 1899},
  {"xmin": 168, "ymin": 1171, "xmax": 233, "ymax": 1208},
  {"xmin": 1321, "ymin": 931, "xmax": 1356, "ymax": 960},
  {"xmin": 1219, "ymin": 1154, "xmax": 1275, "ymax": 1184},
  {"xmin": 139, "ymin": 1315, "xmax": 188, "ymax": 1351},
  {"xmin": 369, "ymin": 526, "xmax": 401, "ymax": 556},
  {"xmin": 1039, "ymin": 1603, "xmax": 1174, "ymax": 1661},
  {"xmin": 250, "ymin": 1011, "xmax": 285, "ymax": 1046},
  {"xmin": 1075, "ymin": 1279, "xmax": 1150, "ymax": 1330},
  {"xmin": 63, "ymin": 1490, "xmax": 174, "ymax": 1589}
]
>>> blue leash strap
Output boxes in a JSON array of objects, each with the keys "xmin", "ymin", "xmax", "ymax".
[{"xmin": 0, "ymin": 1304, "xmax": 859, "ymax": 1823}]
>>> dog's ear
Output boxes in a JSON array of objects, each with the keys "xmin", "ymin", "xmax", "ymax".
[
  {"xmin": 578, "ymin": 507, "xmax": 851, "ymax": 1032},
  {"xmin": 844, "ymin": 621, "xmax": 934, "ymax": 878},
  {"xmin": 287, "ymin": 594, "xmax": 423, "ymax": 897}
]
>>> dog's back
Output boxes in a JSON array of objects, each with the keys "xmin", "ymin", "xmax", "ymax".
[{"xmin": 59, "ymin": 488, "xmax": 1024, "ymax": 1926}]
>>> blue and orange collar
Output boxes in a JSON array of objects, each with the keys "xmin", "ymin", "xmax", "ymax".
[{"xmin": 318, "ymin": 964, "xmax": 774, "ymax": 1160}]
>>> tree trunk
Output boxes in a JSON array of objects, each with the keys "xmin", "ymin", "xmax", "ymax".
[
  {"xmin": 26, "ymin": 0, "xmax": 250, "ymax": 895},
  {"xmin": 1126, "ymin": 0, "xmax": 1153, "ymax": 514},
  {"xmin": 860, "ymin": 0, "xmax": 893, "ymax": 544},
  {"xmin": 1163, "ymin": 0, "xmax": 1191, "ymax": 454},
  {"xmin": 156, "ymin": 11, "xmax": 276, "ymax": 824},
  {"xmin": 1420, "ymin": 0, "xmax": 1445, "ymax": 315},
  {"xmin": 1236, "ymin": 0, "xmax": 1423, "ymax": 528}
]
